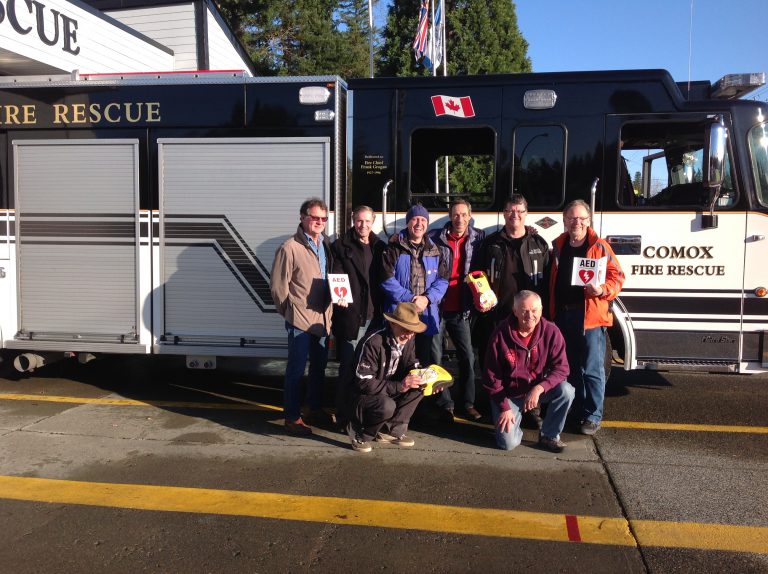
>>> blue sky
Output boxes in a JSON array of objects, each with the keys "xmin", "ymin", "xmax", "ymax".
[{"xmin": 515, "ymin": 0, "xmax": 768, "ymax": 101}]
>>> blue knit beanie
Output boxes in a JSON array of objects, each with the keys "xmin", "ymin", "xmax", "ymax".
[{"xmin": 406, "ymin": 204, "xmax": 430, "ymax": 223}]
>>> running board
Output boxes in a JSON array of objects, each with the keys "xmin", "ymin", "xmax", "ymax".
[{"xmin": 637, "ymin": 360, "xmax": 737, "ymax": 373}]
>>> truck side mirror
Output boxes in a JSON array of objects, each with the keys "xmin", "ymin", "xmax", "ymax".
[
  {"xmin": 702, "ymin": 120, "xmax": 727, "ymax": 229},
  {"xmin": 705, "ymin": 121, "xmax": 726, "ymax": 189}
]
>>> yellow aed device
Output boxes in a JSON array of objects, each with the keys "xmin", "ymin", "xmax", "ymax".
[
  {"xmin": 466, "ymin": 270, "xmax": 498, "ymax": 312},
  {"xmin": 410, "ymin": 364, "xmax": 454, "ymax": 396}
]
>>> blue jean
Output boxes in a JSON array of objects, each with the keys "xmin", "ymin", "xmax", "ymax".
[
  {"xmin": 490, "ymin": 382, "xmax": 575, "ymax": 450},
  {"xmin": 556, "ymin": 309, "xmax": 607, "ymax": 425},
  {"xmin": 284, "ymin": 322, "xmax": 328, "ymax": 422},
  {"xmin": 430, "ymin": 311, "xmax": 476, "ymax": 410},
  {"xmin": 415, "ymin": 333, "xmax": 453, "ymax": 410}
]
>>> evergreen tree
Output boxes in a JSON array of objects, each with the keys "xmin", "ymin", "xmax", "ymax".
[
  {"xmin": 338, "ymin": 0, "xmax": 376, "ymax": 78},
  {"xmin": 633, "ymin": 171, "xmax": 643, "ymax": 192},
  {"xmin": 215, "ymin": 0, "xmax": 373, "ymax": 78}
]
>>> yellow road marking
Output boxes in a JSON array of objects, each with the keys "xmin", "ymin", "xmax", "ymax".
[
  {"xmin": 0, "ymin": 393, "xmax": 282, "ymax": 413},
  {"xmin": 453, "ymin": 416, "xmax": 768, "ymax": 434},
  {"xmin": 600, "ymin": 420, "xmax": 768, "ymax": 434},
  {"xmin": 0, "ymin": 475, "xmax": 765, "ymax": 554},
  {"xmin": 1, "ymin": 392, "xmax": 766, "ymax": 434},
  {"xmin": 0, "ymin": 475, "xmax": 633, "ymax": 546},
  {"xmin": 632, "ymin": 519, "xmax": 768, "ymax": 554}
]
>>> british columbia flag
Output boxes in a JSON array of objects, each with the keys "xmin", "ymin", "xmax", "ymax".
[{"xmin": 412, "ymin": 0, "xmax": 430, "ymax": 60}]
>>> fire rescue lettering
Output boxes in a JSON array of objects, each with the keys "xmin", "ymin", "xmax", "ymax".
[
  {"xmin": 0, "ymin": 102, "xmax": 162, "ymax": 125},
  {"xmin": 631, "ymin": 244, "xmax": 724, "ymax": 276},
  {"xmin": 0, "ymin": 0, "xmax": 80, "ymax": 55}
]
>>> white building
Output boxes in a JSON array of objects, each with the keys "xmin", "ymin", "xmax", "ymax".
[{"xmin": 0, "ymin": 0, "xmax": 255, "ymax": 76}]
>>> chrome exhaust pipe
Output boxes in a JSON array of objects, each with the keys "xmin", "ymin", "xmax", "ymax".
[{"xmin": 13, "ymin": 352, "xmax": 66, "ymax": 373}]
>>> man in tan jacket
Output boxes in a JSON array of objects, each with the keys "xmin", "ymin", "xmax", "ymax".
[{"xmin": 271, "ymin": 198, "xmax": 333, "ymax": 435}]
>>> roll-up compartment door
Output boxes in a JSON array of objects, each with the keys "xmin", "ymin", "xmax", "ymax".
[
  {"xmin": 14, "ymin": 140, "xmax": 140, "ymax": 342},
  {"xmin": 158, "ymin": 137, "xmax": 330, "ymax": 346}
]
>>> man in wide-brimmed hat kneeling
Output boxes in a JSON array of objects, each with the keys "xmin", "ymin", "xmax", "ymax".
[{"xmin": 345, "ymin": 302, "xmax": 427, "ymax": 453}]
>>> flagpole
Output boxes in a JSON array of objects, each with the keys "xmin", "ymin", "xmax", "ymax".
[
  {"xmin": 430, "ymin": 0, "xmax": 436, "ymax": 79},
  {"xmin": 430, "ymin": 0, "xmax": 440, "ymax": 196},
  {"xmin": 368, "ymin": 0, "xmax": 374, "ymax": 78},
  {"xmin": 441, "ymin": 0, "xmax": 447, "ymax": 78},
  {"xmin": 441, "ymin": 0, "xmax": 449, "ymax": 195}
]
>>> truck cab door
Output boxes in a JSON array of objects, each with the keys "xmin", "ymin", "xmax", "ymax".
[{"xmin": 601, "ymin": 115, "xmax": 745, "ymax": 370}]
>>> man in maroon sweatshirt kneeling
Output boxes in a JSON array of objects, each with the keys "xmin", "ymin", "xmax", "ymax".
[{"xmin": 483, "ymin": 290, "xmax": 574, "ymax": 453}]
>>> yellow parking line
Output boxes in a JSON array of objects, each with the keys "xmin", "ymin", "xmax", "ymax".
[
  {"xmin": 0, "ymin": 475, "xmax": 633, "ymax": 546},
  {"xmin": 600, "ymin": 420, "xmax": 768, "ymax": 434},
  {"xmin": 0, "ymin": 393, "xmax": 282, "ymax": 413},
  {"xmin": 632, "ymin": 519, "xmax": 768, "ymax": 554},
  {"xmin": 0, "ymin": 475, "xmax": 765, "ymax": 554}
]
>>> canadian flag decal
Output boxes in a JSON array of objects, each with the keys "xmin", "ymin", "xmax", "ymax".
[{"xmin": 431, "ymin": 95, "xmax": 475, "ymax": 118}]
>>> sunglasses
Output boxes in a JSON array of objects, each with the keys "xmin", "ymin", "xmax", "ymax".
[{"xmin": 305, "ymin": 215, "xmax": 328, "ymax": 222}]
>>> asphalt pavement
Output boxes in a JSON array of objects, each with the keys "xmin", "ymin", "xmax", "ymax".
[{"xmin": 0, "ymin": 354, "xmax": 765, "ymax": 573}]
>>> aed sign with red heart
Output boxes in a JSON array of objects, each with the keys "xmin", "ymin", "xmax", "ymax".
[
  {"xmin": 334, "ymin": 286, "xmax": 348, "ymax": 299},
  {"xmin": 578, "ymin": 269, "xmax": 594, "ymax": 284}
]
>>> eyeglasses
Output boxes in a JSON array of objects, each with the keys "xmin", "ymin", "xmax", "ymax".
[
  {"xmin": 305, "ymin": 215, "xmax": 328, "ymax": 222},
  {"xmin": 565, "ymin": 216, "xmax": 589, "ymax": 223},
  {"xmin": 504, "ymin": 209, "xmax": 527, "ymax": 216}
]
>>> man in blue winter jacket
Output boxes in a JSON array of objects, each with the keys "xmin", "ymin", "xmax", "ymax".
[{"xmin": 380, "ymin": 205, "xmax": 449, "ymax": 393}]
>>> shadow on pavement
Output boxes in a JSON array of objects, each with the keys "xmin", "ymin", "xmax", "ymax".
[{"xmin": 0, "ymin": 352, "xmax": 496, "ymax": 450}]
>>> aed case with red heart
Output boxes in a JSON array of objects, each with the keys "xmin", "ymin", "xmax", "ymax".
[{"xmin": 328, "ymin": 274, "xmax": 353, "ymax": 303}]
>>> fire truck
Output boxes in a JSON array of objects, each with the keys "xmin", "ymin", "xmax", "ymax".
[{"xmin": 0, "ymin": 68, "xmax": 766, "ymax": 374}]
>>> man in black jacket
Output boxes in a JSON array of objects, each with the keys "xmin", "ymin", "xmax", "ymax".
[
  {"xmin": 346, "ymin": 302, "xmax": 426, "ymax": 453},
  {"xmin": 331, "ymin": 205, "xmax": 383, "ymax": 428},
  {"xmin": 473, "ymin": 194, "xmax": 550, "ymax": 352},
  {"xmin": 473, "ymin": 194, "xmax": 550, "ymax": 428}
]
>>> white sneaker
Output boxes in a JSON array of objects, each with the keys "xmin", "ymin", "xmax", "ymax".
[
  {"xmin": 350, "ymin": 436, "xmax": 372, "ymax": 453},
  {"xmin": 375, "ymin": 432, "xmax": 415, "ymax": 447}
]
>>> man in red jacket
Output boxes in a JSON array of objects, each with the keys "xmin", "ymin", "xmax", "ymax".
[
  {"xmin": 483, "ymin": 290, "xmax": 574, "ymax": 452},
  {"xmin": 548, "ymin": 199, "xmax": 625, "ymax": 436}
]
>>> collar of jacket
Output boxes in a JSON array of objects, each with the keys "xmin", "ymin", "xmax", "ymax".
[
  {"xmin": 506, "ymin": 316, "xmax": 543, "ymax": 347},
  {"xmin": 554, "ymin": 225, "xmax": 599, "ymax": 253},
  {"xmin": 343, "ymin": 226, "xmax": 381, "ymax": 249},
  {"xmin": 397, "ymin": 230, "xmax": 440, "ymax": 257},
  {"xmin": 435, "ymin": 222, "xmax": 480, "ymax": 243},
  {"xmin": 294, "ymin": 225, "xmax": 329, "ymax": 249},
  {"xmin": 498, "ymin": 226, "xmax": 536, "ymax": 242}
]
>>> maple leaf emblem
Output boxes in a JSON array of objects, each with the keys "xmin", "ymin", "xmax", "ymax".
[{"xmin": 446, "ymin": 99, "xmax": 460, "ymax": 112}]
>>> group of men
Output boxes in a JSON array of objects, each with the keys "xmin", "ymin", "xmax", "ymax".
[{"xmin": 270, "ymin": 196, "xmax": 625, "ymax": 454}]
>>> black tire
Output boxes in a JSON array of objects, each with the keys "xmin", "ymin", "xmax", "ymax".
[{"xmin": 604, "ymin": 332, "xmax": 613, "ymax": 382}]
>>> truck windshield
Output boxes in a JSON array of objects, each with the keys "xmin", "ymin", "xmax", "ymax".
[{"xmin": 748, "ymin": 124, "xmax": 768, "ymax": 206}]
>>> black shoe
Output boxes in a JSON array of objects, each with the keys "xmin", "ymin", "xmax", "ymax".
[{"xmin": 334, "ymin": 418, "xmax": 349, "ymax": 434}]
